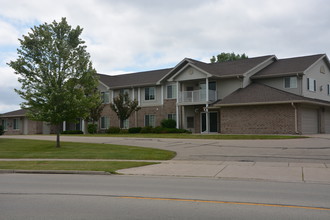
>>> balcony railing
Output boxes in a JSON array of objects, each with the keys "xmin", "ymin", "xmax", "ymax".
[{"xmin": 179, "ymin": 90, "xmax": 217, "ymax": 103}]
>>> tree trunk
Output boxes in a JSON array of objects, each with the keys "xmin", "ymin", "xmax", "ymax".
[{"xmin": 56, "ymin": 124, "xmax": 61, "ymax": 148}]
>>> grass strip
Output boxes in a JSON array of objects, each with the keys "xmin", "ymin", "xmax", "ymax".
[
  {"xmin": 0, "ymin": 139, "xmax": 176, "ymax": 160},
  {"xmin": 0, "ymin": 161, "xmax": 156, "ymax": 174}
]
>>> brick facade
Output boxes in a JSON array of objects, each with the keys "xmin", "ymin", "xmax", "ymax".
[
  {"xmin": 1, "ymin": 117, "xmax": 43, "ymax": 135},
  {"xmin": 220, "ymin": 104, "xmax": 296, "ymax": 134},
  {"xmin": 99, "ymin": 99, "xmax": 177, "ymax": 130}
]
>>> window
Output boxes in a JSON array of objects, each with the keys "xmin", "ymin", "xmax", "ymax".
[
  {"xmin": 120, "ymin": 119, "xmax": 129, "ymax": 129},
  {"xmin": 120, "ymin": 89, "xmax": 130, "ymax": 95},
  {"xmin": 13, "ymin": 118, "xmax": 20, "ymax": 130},
  {"xmin": 1, "ymin": 119, "xmax": 7, "ymax": 130},
  {"xmin": 168, "ymin": 114, "xmax": 176, "ymax": 121},
  {"xmin": 187, "ymin": 116, "xmax": 194, "ymax": 128},
  {"xmin": 101, "ymin": 91, "xmax": 110, "ymax": 103},
  {"xmin": 120, "ymin": 89, "xmax": 130, "ymax": 102},
  {"xmin": 284, "ymin": 76, "xmax": 297, "ymax": 88},
  {"xmin": 100, "ymin": 116, "xmax": 110, "ymax": 129},
  {"xmin": 328, "ymin": 84, "xmax": 330, "ymax": 95},
  {"xmin": 145, "ymin": 87, "xmax": 155, "ymax": 100},
  {"xmin": 307, "ymin": 78, "xmax": 316, "ymax": 92},
  {"xmin": 145, "ymin": 115, "xmax": 155, "ymax": 127},
  {"xmin": 209, "ymin": 81, "xmax": 217, "ymax": 91},
  {"xmin": 166, "ymin": 85, "xmax": 177, "ymax": 99}
]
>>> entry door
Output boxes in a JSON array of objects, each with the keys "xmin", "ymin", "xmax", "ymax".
[{"xmin": 201, "ymin": 112, "xmax": 218, "ymax": 133}]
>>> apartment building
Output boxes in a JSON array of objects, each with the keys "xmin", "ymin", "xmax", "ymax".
[{"xmin": 2, "ymin": 54, "xmax": 330, "ymax": 134}]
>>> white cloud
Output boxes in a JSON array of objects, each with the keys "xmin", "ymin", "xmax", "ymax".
[{"xmin": 1, "ymin": 0, "xmax": 330, "ymax": 112}]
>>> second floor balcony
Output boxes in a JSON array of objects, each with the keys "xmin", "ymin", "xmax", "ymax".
[{"xmin": 178, "ymin": 89, "xmax": 217, "ymax": 104}]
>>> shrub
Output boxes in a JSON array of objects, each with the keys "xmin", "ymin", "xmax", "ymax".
[
  {"xmin": 140, "ymin": 126, "xmax": 154, "ymax": 133},
  {"xmin": 161, "ymin": 119, "xmax": 176, "ymax": 128},
  {"xmin": 0, "ymin": 125, "xmax": 4, "ymax": 135},
  {"xmin": 107, "ymin": 126, "xmax": 121, "ymax": 134},
  {"xmin": 120, "ymin": 129, "xmax": 129, "ymax": 134},
  {"xmin": 61, "ymin": 130, "xmax": 83, "ymax": 134},
  {"xmin": 153, "ymin": 126, "xmax": 167, "ymax": 134},
  {"xmin": 128, "ymin": 127, "xmax": 142, "ymax": 133},
  {"xmin": 87, "ymin": 124, "xmax": 98, "ymax": 134}
]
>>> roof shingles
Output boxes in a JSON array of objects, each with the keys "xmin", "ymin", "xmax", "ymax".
[
  {"xmin": 214, "ymin": 83, "xmax": 330, "ymax": 106},
  {"xmin": 252, "ymin": 54, "xmax": 325, "ymax": 79},
  {"xmin": 98, "ymin": 68, "xmax": 172, "ymax": 89}
]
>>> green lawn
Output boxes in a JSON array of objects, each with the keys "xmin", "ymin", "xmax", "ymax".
[
  {"xmin": 0, "ymin": 138, "xmax": 175, "ymax": 160},
  {"xmin": 0, "ymin": 138, "xmax": 174, "ymax": 173},
  {"xmin": 0, "ymin": 161, "xmax": 155, "ymax": 174},
  {"xmin": 78, "ymin": 133, "xmax": 306, "ymax": 139}
]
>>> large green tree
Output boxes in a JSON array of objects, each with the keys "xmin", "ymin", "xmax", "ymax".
[
  {"xmin": 110, "ymin": 93, "xmax": 140, "ymax": 128},
  {"xmin": 8, "ymin": 18, "xmax": 99, "ymax": 147},
  {"xmin": 210, "ymin": 52, "xmax": 248, "ymax": 63}
]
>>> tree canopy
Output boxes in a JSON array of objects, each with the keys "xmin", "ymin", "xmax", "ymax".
[
  {"xmin": 210, "ymin": 52, "xmax": 248, "ymax": 63},
  {"xmin": 110, "ymin": 93, "xmax": 140, "ymax": 128},
  {"xmin": 8, "ymin": 17, "xmax": 99, "ymax": 147}
]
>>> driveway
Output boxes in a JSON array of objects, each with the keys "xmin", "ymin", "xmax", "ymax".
[{"xmin": 2, "ymin": 134, "xmax": 330, "ymax": 163}]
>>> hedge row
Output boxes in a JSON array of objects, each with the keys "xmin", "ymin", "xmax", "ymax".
[{"xmin": 105, "ymin": 126, "xmax": 190, "ymax": 134}]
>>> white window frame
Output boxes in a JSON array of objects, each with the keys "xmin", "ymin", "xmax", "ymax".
[
  {"xmin": 1, "ymin": 119, "xmax": 7, "ymax": 131},
  {"xmin": 166, "ymin": 84, "xmax": 177, "ymax": 99},
  {"xmin": 100, "ymin": 116, "xmax": 110, "ymax": 129},
  {"xmin": 145, "ymin": 115, "xmax": 155, "ymax": 127},
  {"xmin": 167, "ymin": 114, "xmax": 177, "ymax": 121},
  {"xmin": 121, "ymin": 119, "xmax": 129, "ymax": 129},
  {"xmin": 13, "ymin": 118, "xmax": 20, "ymax": 130},
  {"xmin": 284, "ymin": 76, "xmax": 297, "ymax": 89},
  {"xmin": 307, "ymin": 78, "xmax": 316, "ymax": 92},
  {"xmin": 145, "ymin": 87, "xmax": 155, "ymax": 101},
  {"xmin": 101, "ymin": 91, "xmax": 110, "ymax": 104}
]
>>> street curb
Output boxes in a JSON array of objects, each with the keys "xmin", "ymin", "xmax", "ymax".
[{"xmin": 0, "ymin": 169, "xmax": 111, "ymax": 175}]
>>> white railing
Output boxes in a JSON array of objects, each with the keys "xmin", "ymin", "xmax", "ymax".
[{"xmin": 179, "ymin": 90, "xmax": 217, "ymax": 103}]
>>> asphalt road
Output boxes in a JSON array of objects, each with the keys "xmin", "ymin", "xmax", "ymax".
[
  {"xmin": 0, "ymin": 174, "xmax": 329, "ymax": 219},
  {"xmin": 2, "ymin": 135, "xmax": 330, "ymax": 163}
]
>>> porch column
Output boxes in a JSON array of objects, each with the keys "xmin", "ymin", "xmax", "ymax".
[
  {"xmin": 63, "ymin": 121, "xmax": 66, "ymax": 132},
  {"xmin": 138, "ymin": 88, "xmax": 141, "ymax": 105},
  {"xmin": 205, "ymin": 77, "xmax": 209, "ymax": 133},
  {"xmin": 161, "ymin": 85, "xmax": 164, "ymax": 105},
  {"xmin": 81, "ymin": 119, "xmax": 85, "ymax": 134},
  {"xmin": 176, "ymin": 81, "xmax": 180, "ymax": 128},
  {"xmin": 206, "ymin": 77, "xmax": 209, "ymax": 102}
]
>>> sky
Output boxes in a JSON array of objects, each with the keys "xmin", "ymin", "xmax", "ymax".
[{"xmin": 1, "ymin": 0, "xmax": 330, "ymax": 113}]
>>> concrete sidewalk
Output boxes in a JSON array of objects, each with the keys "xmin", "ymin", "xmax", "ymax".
[
  {"xmin": 1, "ymin": 135, "xmax": 330, "ymax": 183},
  {"xmin": 118, "ymin": 160, "xmax": 330, "ymax": 184}
]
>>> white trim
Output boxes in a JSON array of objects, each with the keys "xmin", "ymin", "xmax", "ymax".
[
  {"xmin": 161, "ymin": 85, "xmax": 164, "ymax": 105},
  {"xmin": 98, "ymin": 80, "xmax": 110, "ymax": 90},
  {"xmin": 168, "ymin": 63, "xmax": 212, "ymax": 81},
  {"xmin": 138, "ymin": 88, "xmax": 141, "ymax": 105}
]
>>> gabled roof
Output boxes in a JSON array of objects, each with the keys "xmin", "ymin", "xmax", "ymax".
[
  {"xmin": 0, "ymin": 109, "xmax": 26, "ymax": 117},
  {"xmin": 214, "ymin": 83, "xmax": 330, "ymax": 107},
  {"xmin": 190, "ymin": 55, "xmax": 275, "ymax": 78},
  {"xmin": 98, "ymin": 68, "xmax": 172, "ymax": 89},
  {"xmin": 159, "ymin": 55, "xmax": 275, "ymax": 83},
  {"xmin": 251, "ymin": 54, "xmax": 326, "ymax": 79}
]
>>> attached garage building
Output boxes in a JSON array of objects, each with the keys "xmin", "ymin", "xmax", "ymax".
[
  {"xmin": 214, "ymin": 83, "xmax": 330, "ymax": 134},
  {"xmin": 300, "ymin": 107, "xmax": 319, "ymax": 134}
]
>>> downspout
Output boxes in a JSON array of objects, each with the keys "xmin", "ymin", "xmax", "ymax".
[{"xmin": 291, "ymin": 102, "xmax": 299, "ymax": 134}]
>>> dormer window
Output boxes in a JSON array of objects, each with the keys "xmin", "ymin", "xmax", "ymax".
[{"xmin": 284, "ymin": 76, "xmax": 297, "ymax": 88}]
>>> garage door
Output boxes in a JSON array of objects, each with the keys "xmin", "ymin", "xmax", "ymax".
[
  {"xmin": 325, "ymin": 110, "xmax": 330, "ymax": 133},
  {"xmin": 301, "ymin": 108, "xmax": 318, "ymax": 134}
]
